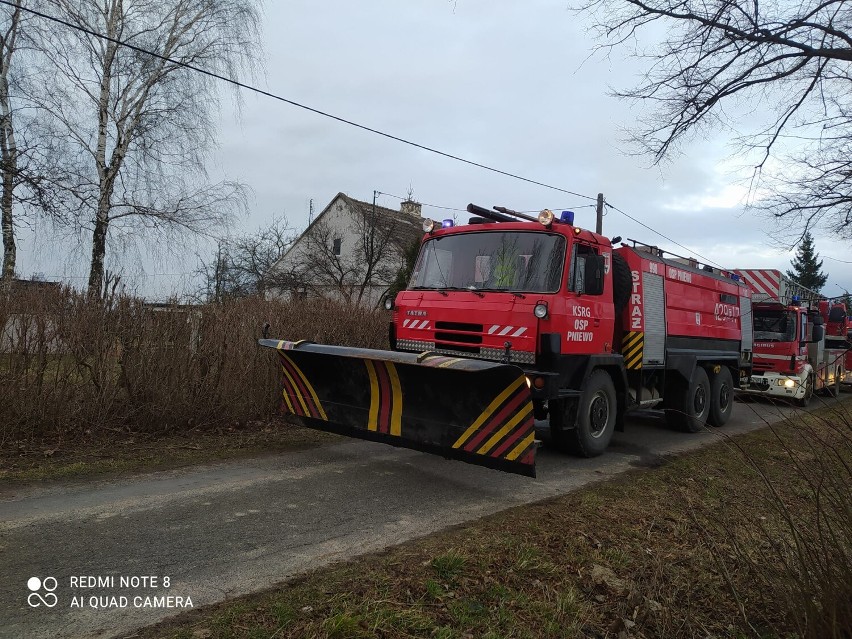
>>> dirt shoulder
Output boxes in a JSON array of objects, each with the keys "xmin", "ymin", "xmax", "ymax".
[
  {"xmin": 129, "ymin": 400, "xmax": 852, "ymax": 639},
  {"xmin": 0, "ymin": 418, "xmax": 339, "ymax": 484}
]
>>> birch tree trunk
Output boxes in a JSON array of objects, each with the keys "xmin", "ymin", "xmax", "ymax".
[
  {"xmin": 36, "ymin": 0, "xmax": 260, "ymax": 294},
  {"xmin": 0, "ymin": 1, "xmax": 20, "ymax": 281}
]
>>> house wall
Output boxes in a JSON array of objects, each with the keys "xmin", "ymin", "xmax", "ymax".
[
  {"xmin": 268, "ymin": 195, "xmax": 418, "ymax": 307},
  {"xmin": 275, "ymin": 198, "xmax": 355, "ymax": 278}
]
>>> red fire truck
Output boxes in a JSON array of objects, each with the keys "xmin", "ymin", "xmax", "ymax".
[
  {"xmin": 262, "ymin": 205, "xmax": 753, "ymax": 477},
  {"xmin": 733, "ymin": 270, "xmax": 846, "ymax": 404}
]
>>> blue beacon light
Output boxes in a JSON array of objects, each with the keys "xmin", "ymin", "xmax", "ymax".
[
  {"xmin": 560, "ymin": 210, "xmax": 575, "ymax": 224},
  {"xmin": 442, "ymin": 219, "xmax": 454, "ymax": 228}
]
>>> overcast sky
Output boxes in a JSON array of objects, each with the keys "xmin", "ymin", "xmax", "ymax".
[{"xmin": 15, "ymin": 0, "xmax": 852, "ymax": 300}]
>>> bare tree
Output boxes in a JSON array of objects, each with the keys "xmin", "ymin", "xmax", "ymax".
[
  {"xmin": 0, "ymin": 1, "xmax": 22, "ymax": 281},
  {"xmin": 0, "ymin": 1, "xmax": 64, "ymax": 281},
  {"xmin": 197, "ymin": 217, "xmax": 296, "ymax": 303},
  {"xmin": 579, "ymin": 0, "xmax": 852, "ymax": 240},
  {"xmin": 287, "ymin": 200, "xmax": 421, "ymax": 307},
  {"xmin": 32, "ymin": 0, "xmax": 261, "ymax": 292}
]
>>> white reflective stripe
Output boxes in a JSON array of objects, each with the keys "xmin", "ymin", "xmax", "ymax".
[
  {"xmin": 498, "ymin": 326, "xmax": 513, "ymax": 336},
  {"xmin": 420, "ymin": 321, "xmax": 430, "ymax": 329},
  {"xmin": 751, "ymin": 271, "xmax": 780, "ymax": 297},
  {"xmin": 403, "ymin": 319, "xmax": 411, "ymax": 328},
  {"xmin": 511, "ymin": 327, "xmax": 527, "ymax": 337},
  {"xmin": 488, "ymin": 325, "xmax": 501, "ymax": 334},
  {"xmin": 755, "ymin": 354, "xmax": 794, "ymax": 361}
]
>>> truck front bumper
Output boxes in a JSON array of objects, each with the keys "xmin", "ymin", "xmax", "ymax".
[{"xmin": 739, "ymin": 373, "xmax": 806, "ymax": 400}]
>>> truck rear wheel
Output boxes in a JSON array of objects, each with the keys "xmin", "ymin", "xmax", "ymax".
[
  {"xmin": 708, "ymin": 366, "xmax": 733, "ymax": 427},
  {"xmin": 550, "ymin": 370, "xmax": 616, "ymax": 457},
  {"xmin": 665, "ymin": 367, "xmax": 711, "ymax": 433}
]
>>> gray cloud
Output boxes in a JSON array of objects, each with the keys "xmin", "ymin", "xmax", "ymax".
[{"xmin": 17, "ymin": 0, "xmax": 852, "ymax": 296}]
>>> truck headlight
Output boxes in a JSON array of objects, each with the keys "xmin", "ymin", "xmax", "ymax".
[{"xmin": 534, "ymin": 303, "xmax": 548, "ymax": 319}]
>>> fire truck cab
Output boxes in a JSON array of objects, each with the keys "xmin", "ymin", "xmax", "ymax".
[{"xmin": 734, "ymin": 270, "xmax": 845, "ymax": 405}]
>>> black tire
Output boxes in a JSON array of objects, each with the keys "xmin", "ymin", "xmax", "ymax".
[
  {"xmin": 550, "ymin": 370, "xmax": 616, "ymax": 457},
  {"xmin": 612, "ymin": 253, "xmax": 632, "ymax": 315},
  {"xmin": 665, "ymin": 367, "xmax": 711, "ymax": 433},
  {"xmin": 796, "ymin": 373, "xmax": 814, "ymax": 407},
  {"xmin": 708, "ymin": 366, "xmax": 734, "ymax": 427}
]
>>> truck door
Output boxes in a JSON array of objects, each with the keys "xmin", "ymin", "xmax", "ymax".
[{"xmin": 566, "ymin": 241, "xmax": 608, "ymax": 352}]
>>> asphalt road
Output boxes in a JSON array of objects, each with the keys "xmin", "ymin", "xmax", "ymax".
[{"xmin": 0, "ymin": 396, "xmax": 841, "ymax": 639}]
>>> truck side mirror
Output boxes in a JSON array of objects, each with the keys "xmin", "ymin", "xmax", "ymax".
[
  {"xmin": 811, "ymin": 324, "xmax": 824, "ymax": 343},
  {"xmin": 584, "ymin": 255, "xmax": 605, "ymax": 296}
]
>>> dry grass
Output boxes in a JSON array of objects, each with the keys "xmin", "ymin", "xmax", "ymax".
[
  {"xmin": 131, "ymin": 401, "xmax": 852, "ymax": 639},
  {"xmin": 0, "ymin": 417, "xmax": 340, "ymax": 483},
  {"xmin": 0, "ymin": 288, "xmax": 388, "ymax": 453}
]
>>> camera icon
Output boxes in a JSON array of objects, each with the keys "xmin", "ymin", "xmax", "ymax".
[{"xmin": 27, "ymin": 577, "xmax": 58, "ymax": 608}]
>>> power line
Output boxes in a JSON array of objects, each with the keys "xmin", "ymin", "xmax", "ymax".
[
  {"xmin": 5, "ymin": 0, "xmax": 598, "ymax": 202},
  {"xmin": 10, "ymin": 1, "xmax": 744, "ymax": 275},
  {"xmin": 378, "ymin": 191, "xmax": 597, "ymax": 215},
  {"xmin": 604, "ymin": 202, "xmax": 727, "ymax": 269}
]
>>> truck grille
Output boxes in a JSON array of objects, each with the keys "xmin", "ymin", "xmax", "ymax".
[
  {"xmin": 396, "ymin": 339, "xmax": 535, "ymax": 365},
  {"xmin": 435, "ymin": 321, "xmax": 483, "ymax": 332},
  {"xmin": 434, "ymin": 321, "xmax": 484, "ymax": 346}
]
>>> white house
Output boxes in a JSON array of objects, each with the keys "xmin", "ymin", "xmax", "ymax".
[{"xmin": 266, "ymin": 192, "xmax": 423, "ymax": 307}]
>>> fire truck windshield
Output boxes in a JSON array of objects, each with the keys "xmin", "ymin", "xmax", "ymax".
[
  {"xmin": 753, "ymin": 309, "xmax": 798, "ymax": 342},
  {"xmin": 410, "ymin": 231, "xmax": 566, "ymax": 293}
]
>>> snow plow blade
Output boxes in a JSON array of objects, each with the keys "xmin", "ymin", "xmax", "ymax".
[{"xmin": 260, "ymin": 339, "xmax": 537, "ymax": 477}]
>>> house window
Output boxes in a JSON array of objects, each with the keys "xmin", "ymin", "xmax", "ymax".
[{"xmin": 333, "ymin": 238, "xmax": 342, "ymax": 256}]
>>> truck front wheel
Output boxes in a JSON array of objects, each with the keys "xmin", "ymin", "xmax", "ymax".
[
  {"xmin": 796, "ymin": 373, "xmax": 814, "ymax": 407},
  {"xmin": 550, "ymin": 370, "xmax": 616, "ymax": 457},
  {"xmin": 666, "ymin": 367, "xmax": 711, "ymax": 433}
]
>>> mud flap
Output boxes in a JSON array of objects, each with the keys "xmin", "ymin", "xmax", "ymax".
[{"xmin": 260, "ymin": 339, "xmax": 537, "ymax": 477}]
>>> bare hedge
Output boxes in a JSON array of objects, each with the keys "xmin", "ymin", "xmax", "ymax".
[{"xmin": 0, "ymin": 288, "xmax": 389, "ymax": 446}]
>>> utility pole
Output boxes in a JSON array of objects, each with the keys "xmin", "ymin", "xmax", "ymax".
[{"xmin": 596, "ymin": 193, "xmax": 604, "ymax": 235}]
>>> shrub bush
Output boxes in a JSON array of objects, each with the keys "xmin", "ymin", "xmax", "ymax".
[{"xmin": 0, "ymin": 288, "xmax": 389, "ymax": 446}]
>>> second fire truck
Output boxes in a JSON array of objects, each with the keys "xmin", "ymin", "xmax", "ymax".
[{"xmin": 733, "ymin": 269, "xmax": 846, "ymax": 405}]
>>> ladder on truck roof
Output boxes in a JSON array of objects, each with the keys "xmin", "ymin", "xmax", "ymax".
[{"xmin": 733, "ymin": 269, "xmax": 820, "ymax": 305}]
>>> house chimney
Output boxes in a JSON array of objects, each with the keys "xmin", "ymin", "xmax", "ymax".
[{"xmin": 400, "ymin": 200, "xmax": 422, "ymax": 218}]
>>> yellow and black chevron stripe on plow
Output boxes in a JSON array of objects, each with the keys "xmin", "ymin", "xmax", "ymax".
[
  {"xmin": 278, "ymin": 352, "xmax": 328, "ymax": 420},
  {"xmin": 417, "ymin": 354, "xmax": 466, "ymax": 369},
  {"xmin": 451, "ymin": 376, "xmax": 535, "ymax": 464},
  {"xmin": 623, "ymin": 331, "xmax": 644, "ymax": 369},
  {"xmin": 365, "ymin": 360, "xmax": 403, "ymax": 436}
]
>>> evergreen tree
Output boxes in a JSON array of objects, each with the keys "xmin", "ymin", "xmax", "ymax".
[{"xmin": 786, "ymin": 232, "xmax": 828, "ymax": 293}]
